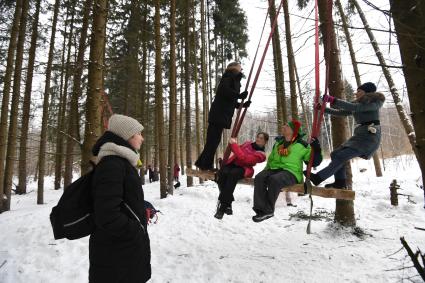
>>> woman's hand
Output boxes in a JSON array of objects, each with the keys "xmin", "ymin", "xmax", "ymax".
[{"xmin": 229, "ymin": 138, "xmax": 237, "ymax": 144}]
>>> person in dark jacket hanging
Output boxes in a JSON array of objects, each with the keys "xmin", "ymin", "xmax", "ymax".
[
  {"xmin": 89, "ymin": 114, "xmax": 151, "ymax": 283},
  {"xmin": 307, "ymin": 82, "xmax": 385, "ymax": 188},
  {"xmin": 252, "ymin": 119, "xmax": 323, "ymax": 222},
  {"xmin": 195, "ymin": 62, "xmax": 250, "ymax": 171},
  {"xmin": 214, "ymin": 132, "xmax": 269, "ymax": 219}
]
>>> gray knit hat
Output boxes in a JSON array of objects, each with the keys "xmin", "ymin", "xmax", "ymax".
[{"xmin": 108, "ymin": 114, "xmax": 144, "ymax": 140}]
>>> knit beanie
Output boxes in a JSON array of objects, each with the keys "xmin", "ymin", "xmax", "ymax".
[
  {"xmin": 108, "ymin": 114, "xmax": 144, "ymax": 141},
  {"xmin": 358, "ymin": 82, "xmax": 377, "ymax": 93},
  {"xmin": 287, "ymin": 119, "xmax": 304, "ymax": 139}
]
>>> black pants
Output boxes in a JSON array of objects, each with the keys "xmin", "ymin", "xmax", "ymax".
[
  {"xmin": 195, "ymin": 123, "xmax": 224, "ymax": 169},
  {"xmin": 253, "ymin": 169, "xmax": 297, "ymax": 214},
  {"xmin": 216, "ymin": 163, "xmax": 245, "ymax": 205}
]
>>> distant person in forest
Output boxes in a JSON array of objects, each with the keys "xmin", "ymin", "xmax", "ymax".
[
  {"xmin": 307, "ymin": 82, "xmax": 385, "ymax": 189},
  {"xmin": 90, "ymin": 114, "xmax": 151, "ymax": 282},
  {"xmin": 252, "ymin": 119, "xmax": 322, "ymax": 222},
  {"xmin": 195, "ymin": 62, "xmax": 250, "ymax": 171},
  {"xmin": 148, "ymin": 165, "xmax": 154, "ymax": 183},
  {"xmin": 214, "ymin": 132, "xmax": 269, "ymax": 219},
  {"xmin": 173, "ymin": 163, "xmax": 180, "ymax": 182}
]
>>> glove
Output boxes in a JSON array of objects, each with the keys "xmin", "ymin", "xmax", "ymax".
[
  {"xmin": 243, "ymin": 100, "xmax": 251, "ymax": 108},
  {"xmin": 239, "ymin": 90, "xmax": 248, "ymax": 99},
  {"xmin": 322, "ymin": 94, "xmax": 335, "ymax": 104},
  {"xmin": 309, "ymin": 137, "xmax": 321, "ymax": 152},
  {"xmin": 314, "ymin": 102, "xmax": 322, "ymax": 110},
  {"xmin": 235, "ymin": 102, "xmax": 241, "ymax": 109}
]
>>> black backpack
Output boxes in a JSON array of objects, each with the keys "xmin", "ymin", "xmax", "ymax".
[{"xmin": 50, "ymin": 170, "xmax": 95, "ymax": 240}]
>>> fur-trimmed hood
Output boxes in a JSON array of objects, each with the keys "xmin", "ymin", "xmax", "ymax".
[{"xmin": 356, "ymin": 92, "xmax": 385, "ymax": 104}]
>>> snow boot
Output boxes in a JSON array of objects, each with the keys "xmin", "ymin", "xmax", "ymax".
[
  {"xmin": 324, "ymin": 179, "xmax": 347, "ymax": 189},
  {"xmin": 224, "ymin": 203, "xmax": 233, "ymax": 215},
  {"xmin": 252, "ymin": 211, "xmax": 274, "ymax": 222},
  {"xmin": 214, "ymin": 201, "xmax": 227, "ymax": 219},
  {"xmin": 303, "ymin": 171, "xmax": 323, "ymax": 186}
]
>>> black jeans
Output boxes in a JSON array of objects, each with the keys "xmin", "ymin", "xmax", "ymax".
[
  {"xmin": 253, "ymin": 169, "xmax": 297, "ymax": 214},
  {"xmin": 195, "ymin": 123, "xmax": 224, "ymax": 169},
  {"xmin": 216, "ymin": 163, "xmax": 245, "ymax": 205}
]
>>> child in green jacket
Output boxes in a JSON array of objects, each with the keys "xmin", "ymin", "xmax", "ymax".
[{"xmin": 252, "ymin": 119, "xmax": 322, "ymax": 222}]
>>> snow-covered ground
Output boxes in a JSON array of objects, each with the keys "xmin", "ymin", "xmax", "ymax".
[{"xmin": 0, "ymin": 155, "xmax": 424, "ymax": 282}]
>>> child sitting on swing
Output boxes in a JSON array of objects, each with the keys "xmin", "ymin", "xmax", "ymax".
[{"xmin": 252, "ymin": 119, "xmax": 323, "ymax": 222}]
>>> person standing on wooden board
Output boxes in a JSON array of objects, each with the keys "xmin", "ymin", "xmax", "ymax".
[{"xmin": 195, "ymin": 62, "xmax": 249, "ymax": 171}]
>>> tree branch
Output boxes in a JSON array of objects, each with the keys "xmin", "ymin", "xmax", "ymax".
[
  {"xmin": 356, "ymin": 61, "xmax": 404, "ymax": 69},
  {"xmin": 400, "ymin": 237, "xmax": 425, "ymax": 281}
]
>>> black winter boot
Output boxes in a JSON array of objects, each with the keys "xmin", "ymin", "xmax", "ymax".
[
  {"xmin": 324, "ymin": 179, "xmax": 347, "ymax": 189},
  {"xmin": 303, "ymin": 171, "xmax": 323, "ymax": 186},
  {"xmin": 224, "ymin": 203, "xmax": 233, "ymax": 215},
  {"xmin": 214, "ymin": 201, "xmax": 227, "ymax": 219}
]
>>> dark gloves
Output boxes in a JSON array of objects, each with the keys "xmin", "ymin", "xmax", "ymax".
[
  {"xmin": 309, "ymin": 137, "xmax": 321, "ymax": 152},
  {"xmin": 235, "ymin": 100, "xmax": 252, "ymax": 109},
  {"xmin": 243, "ymin": 100, "xmax": 251, "ymax": 108},
  {"xmin": 239, "ymin": 90, "xmax": 248, "ymax": 99},
  {"xmin": 315, "ymin": 102, "xmax": 322, "ymax": 110}
]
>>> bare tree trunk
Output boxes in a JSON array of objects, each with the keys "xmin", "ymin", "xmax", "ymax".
[
  {"xmin": 167, "ymin": 0, "xmax": 177, "ymax": 194},
  {"xmin": 55, "ymin": 1, "xmax": 76, "ymax": 190},
  {"xmin": 185, "ymin": 0, "xmax": 193, "ymax": 187},
  {"xmin": 191, "ymin": 3, "xmax": 202, "ymax": 172},
  {"xmin": 154, "ymin": 0, "xmax": 167, "ymax": 198},
  {"xmin": 318, "ymin": 0, "xmax": 355, "ymax": 226},
  {"xmin": 18, "ymin": 0, "xmax": 41, "ymax": 195},
  {"xmin": 282, "ymin": 0, "xmax": 298, "ymax": 119},
  {"xmin": 38, "ymin": 0, "xmax": 60, "ymax": 204},
  {"xmin": 268, "ymin": 0, "xmax": 287, "ymax": 126},
  {"xmin": 390, "ymin": 0, "xmax": 425, "ymax": 195},
  {"xmin": 352, "ymin": 0, "xmax": 418, "ymax": 160},
  {"xmin": 3, "ymin": 0, "xmax": 29, "ymax": 210},
  {"xmin": 200, "ymin": 0, "xmax": 209, "ymax": 141},
  {"xmin": 145, "ymin": 52, "xmax": 152, "ymax": 170},
  {"xmin": 179, "ymin": 40, "xmax": 185, "ymax": 176},
  {"xmin": 206, "ymin": 0, "xmax": 214, "ymax": 104},
  {"xmin": 336, "ymin": 0, "xmax": 382, "ymax": 177},
  {"xmin": 139, "ymin": 2, "xmax": 148, "ymax": 185},
  {"xmin": 81, "ymin": 0, "xmax": 108, "ymax": 174},
  {"xmin": 0, "ymin": 0, "xmax": 22, "ymax": 212},
  {"xmin": 64, "ymin": 0, "xmax": 92, "ymax": 187}
]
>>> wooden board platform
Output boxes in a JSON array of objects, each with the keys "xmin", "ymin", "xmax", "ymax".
[{"xmin": 186, "ymin": 168, "xmax": 355, "ymax": 201}]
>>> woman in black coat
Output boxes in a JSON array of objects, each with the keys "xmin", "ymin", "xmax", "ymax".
[
  {"xmin": 195, "ymin": 62, "xmax": 249, "ymax": 170},
  {"xmin": 90, "ymin": 114, "xmax": 151, "ymax": 283}
]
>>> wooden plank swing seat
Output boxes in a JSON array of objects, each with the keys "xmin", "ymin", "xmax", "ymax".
[{"xmin": 186, "ymin": 168, "xmax": 355, "ymax": 201}]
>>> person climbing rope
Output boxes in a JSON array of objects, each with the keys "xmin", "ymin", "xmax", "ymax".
[
  {"xmin": 214, "ymin": 132, "xmax": 269, "ymax": 220},
  {"xmin": 195, "ymin": 62, "xmax": 250, "ymax": 171},
  {"xmin": 252, "ymin": 119, "xmax": 323, "ymax": 222},
  {"xmin": 306, "ymin": 82, "xmax": 385, "ymax": 188}
]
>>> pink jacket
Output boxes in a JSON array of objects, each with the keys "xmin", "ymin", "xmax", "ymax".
[{"xmin": 226, "ymin": 141, "xmax": 266, "ymax": 178}]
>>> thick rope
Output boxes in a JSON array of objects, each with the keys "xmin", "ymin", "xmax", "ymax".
[{"xmin": 306, "ymin": 0, "xmax": 333, "ymax": 234}]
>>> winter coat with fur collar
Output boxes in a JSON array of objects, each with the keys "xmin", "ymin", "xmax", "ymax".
[{"xmin": 89, "ymin": 131, "xmax": 151, "ymax": 283}]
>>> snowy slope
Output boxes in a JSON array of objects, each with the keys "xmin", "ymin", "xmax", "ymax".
[{"xmin": 0, "ymin": 155, "xmax": 424, "ymax": 283}]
